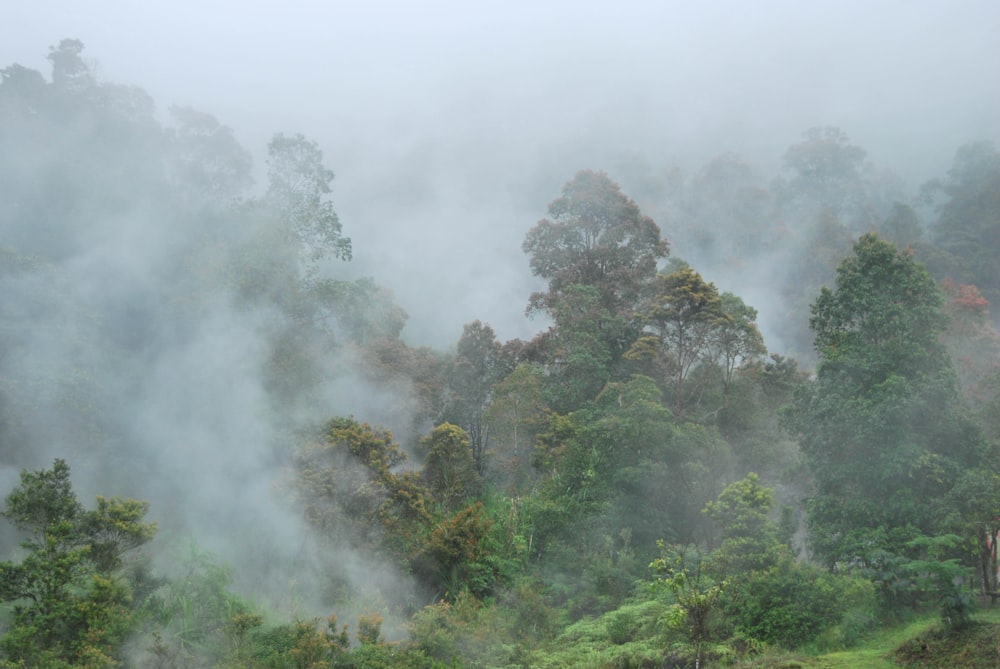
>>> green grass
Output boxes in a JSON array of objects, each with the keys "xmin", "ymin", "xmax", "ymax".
[{"xmin": 762, "ymin": 605, "xmax": 1000, "ymax": 669}]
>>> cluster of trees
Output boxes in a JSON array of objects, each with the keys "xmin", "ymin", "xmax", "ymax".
[{"xmin": 2, "ymin": 39, "xmax": 1000, "ymax": 667}]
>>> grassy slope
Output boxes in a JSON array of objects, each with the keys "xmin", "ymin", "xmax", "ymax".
[
  {"xmin": 803, "ymin": 606, "xmax": 1000, "ymax": 669},
  {"xmin": 517, "ymin": 604, "xmax": 1000, "ymax": 669}
]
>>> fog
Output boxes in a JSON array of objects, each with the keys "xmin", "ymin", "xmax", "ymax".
[
  {"xmin": 6, "ymin": 1, "xmax": 999, "ymax": 346},
  {"xmin": 2, "ymin": 0, "xmax": 999, "ymax": 636}
]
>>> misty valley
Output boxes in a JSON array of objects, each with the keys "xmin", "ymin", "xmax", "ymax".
[{"xmin": 3, "ymin": 39, "xmax": 1000, "ymax": 669}]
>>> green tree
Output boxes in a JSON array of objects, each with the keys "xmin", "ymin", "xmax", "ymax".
[
  {"xmin": 305, "ymin": 276, "xmax": 409, "ymax": 344},
  {"xmin": 703, "ymin": 473, "xmax": 784, "ymax": 573},
  {"xmin": 779, "ymin": 126, "xmax": 875, "ymax": 229},
  {"xmin": 629, "ymin": 266, "xmax": 727, "ymax": 416},
  {"xmin": 0, "ymin": 459, "xmax": 156, "ymax": 666},
  {"xmin": 879, "ymin": 202, "xmax": 923, "ymax": 248},
  {"xmin": 412, "ymin": 502, "xmax": 495, "ymax": 600},
  {"xmin": 927, "ymin": 141, "xmax": 1000, "ymax": 305},
  {"xmin": 421, "ymin": 423, "xmax": 480, "ymax": 513},
  {"xmin": 534, "ymin": 283, "xmax": 623, "ymax": 411},
  {"xmin": 523, "ymin": 169, "xmax": 669, "ymax": 318},
  {"xmin": 944, "ymin": 469, "xmax": 1000, "ymax": 596},
  {"xmin": 650, "ymin": 543, "xmax": 725, "ymax": 668},
  {"xmin": 703, "ymin": 474, "xmax": 873, "ymax": 649},
  {"xmin": 784, "ymin": 232, "xmax": 985, "ymax": 567},
  {"xmin": 290, "ymin": 418, "xmax": 431, "ymax": 562},
  {"xmin": 441, "ymin": 321, "xmax": 515, "ymax": 474},
  {"xmin": 265, "ymin": 132, "xmax": 351, "ymax": 267},
  {"xmin": 484, "ymin": 363, "xmax": 547, "ymax": 491},
  {"xmin": 712, "ymin": 292, "xmax": 767, "ymax": 392}
]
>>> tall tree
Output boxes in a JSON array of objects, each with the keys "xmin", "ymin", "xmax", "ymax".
[
  {"xmin": 779, "ymin": 126, "xmax": 873, "ymax": 229},
  {"xmin": 535, "ymin": 283, "xmax": 625, "ymax": 411},
  {"xmin": 628, "ymin": 266, "xmax": 727, "ymax": 416},
  {"xmin": 784, "ymin": 232, "xmax": 986, "ymax": 566},
  {"xmin": 522, "ymin": 169, "xmax": 669, "ymax": 318},
  {"xmin": 712, "ymin": 292, "xmax": 767, "ymax": 392},
  {"xmin": 682, "ymin": 152, "xmax": 776, "ymax": 262},
  {"xmin": 0, "ymin": 460, "xmax": 156, "ymax": 666},
  {"xmin": 485, "ymin": 363, "xmax": 548, "ymax": 490},
  {"xmin": 265, "ymin": 133, "xmax": 352, "ymax": 268},
  {"xmin": 927, "ymin": 141, "xmax": 1000, "ymax": 305},
  {"xmin": 421, "ymin": 423, "xmax": 481, "ymax": 513},
  {"xmin": 441, "ymin": 321, "xmax": 516, "ymax": 474},
  {"xmin": 168, "ymin": 105, "xmax": 253, "ymax": 203},
  {"xmin": 46, "ymin": 38, "xmax": 93, "ymax": 93}
]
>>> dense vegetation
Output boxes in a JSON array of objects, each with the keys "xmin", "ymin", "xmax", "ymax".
[{"xmin": 2, "ymin": 40, "xmax": 1000, "ymax": 667}]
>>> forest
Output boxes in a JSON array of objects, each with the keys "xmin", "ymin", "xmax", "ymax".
[{"xmin": 1, "ymin": 39, "xmax": 1000, "ymax": 668}]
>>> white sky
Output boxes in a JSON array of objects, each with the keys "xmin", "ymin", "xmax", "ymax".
[{"xmin": 5, "ymin": 1, "xmax": 1000, "ymax": 345}]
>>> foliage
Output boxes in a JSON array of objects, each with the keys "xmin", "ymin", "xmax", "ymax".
[
  {"xmin": 413, "ymin": 502, "xmax": 495, "ymax": 600},
  {"xmin": 290, "ymin": 417, "xmax": 431, "ymax": 560},
  {"xmin": 704, "ymin": 473, "xmax": 785, "ymax": 573},
  {"xmin": 534, "ymin": 284, "xmax": 623, "ymax": 411},
  {"xmin": 484, "ymin": 363, "xmax": 548, "ymax": 492},
  {"xmin": 306, "ymin": 277, "xmax": 409, "ymax": 344},
  {"xmin": 440, "ymin": 321, "xmax": 516, "ymax": 474},
  {"xmin": 714, "ymin": 292, "xmax": 767, "ymax": 391},
  {"xmin": 139, "ymin": 546, "xmax": 252, "ymax": 664},
  {"xmin": 0, "ymin": 460, "xmax": 155, "ymax": 666},
  {"xmin": 650, "ymin": 543, "xmax": 726, "ymax": 664},
  {"xmin": 633, "ymin": 266, "xmax": 727, "ymax": 416},
  {"xmin": 944, "ymin": 468, "xmax": 1000, "ymax": 594},
  {"xmin": 721, "ymin": 558, "xmax": 873, "ymax": 649},
  {"xmin": 779, "ymin": 126, "xmax": 875, "ymax": 228},
  {"xmin": 265, "ymin": 132, "xmax": 351, "ymax": 266},
  {"xmin": 927, "ymin": 140, "xmax": 1000, "ymax": 305},
  {"xmin": 784, "ymin": 232, "xmax": 985, "ymax": 567},
  {"xmin": 9, "ymin": 38, "xmax": 1000, "ymax": 669},
  {"xmin": 420, "ymin": 423, "xmax": 481, "ymax": 513},
  {"xmin": 897, "ymin": 534, "xmax": 975, "ymax": 630},
  {"xmin": 523, "ymin": 169, "xmax": 668, "ymax": 318}
]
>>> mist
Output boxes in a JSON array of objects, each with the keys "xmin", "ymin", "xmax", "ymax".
[
  {"xmin": 6, "ymin": 1, "xmax": 999, "ymax": 346},
  {"xmin": 1, "ymin": 1, "xmax": 999, "ymax": 662}
]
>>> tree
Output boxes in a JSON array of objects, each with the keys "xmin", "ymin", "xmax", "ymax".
[
  {"xmin": 703, "ymin": 473, "xmax": 784, "ymax": 573},
  {"xmin": 290, "ymin": 418, "xmax": 431, "ymax": 560},
  {"xmin": 421, "ymin": 423, "xmax": 480, "ymax": 512},
  {"xmin": 810, "ymin": 232, "xmax": 948, "ymax": 384},
  {"xmin": 682, "ymin": 152, "xmax": 776, "ymax": 262},
  {"xmin": 784, "ymin": 232, "xmax": 986, "ymax": 566},
  {"xmin": 441, "ymin": 321, "xmax": 515, "ymax": 475},
  {"xmin": 879, "ymin": 202, "xmax": 923, "ymax": 248},
  {"xmin": 47, "ymin": 38, "xmax": 94, "ymax": 93},
  {"xmin": 305, "ymin": 276, "xmax": 409, "ymax": 344},
  {"xmin": 712, "ymin": 293, "xmax": 767, "ymax": 392},
  {"xmin": 702, "ymin": 474, "xmax": 872, "ymax": 649},
  {"xmin": 533, "ymin": 283, "xmax": 624, "ymax": 411},
  {"xmin": 944, "ymin": 469, "xmax": 1000, "ymax": 596},
  {"xmin": 0, "ymin": 459, "xmax": 156, "ymax": 665},
  {"xmin": 265, "ymin": 133, "xmax": 351, "ymax": 267},
  {"xmin": 650, "ymin": 543, "xmax": 725, "ymax": 669},
  {"xmin": 927, "ymin": 141, "xmax": 1000, "ymax": 306},
  {"xmin": 168, "ymin": 105, "xmax": 253, "ymax": 203},
  {"xmin": 485, "ymin": 363, "xmax": 548, "ymax": 490},
  {"xmin": 629, "ymin": 266, "xmax": 727, "ymax": 416},
  {"xmin": 779, "ymin": 126, "xmax": 874, "ymax": 229},
  {"xmin": 522, "ymin": 169, "xmax": 668, "ymax": 318}
]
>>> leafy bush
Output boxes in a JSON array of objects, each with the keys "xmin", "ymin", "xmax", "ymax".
[{"xmin": 720, "ymin": 558, "xmax": 873, "ymax": 648}]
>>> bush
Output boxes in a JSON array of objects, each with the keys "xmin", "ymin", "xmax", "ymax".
[{"xmin": 721, "ymin": 558, "xmax": 873, "ymax": 649}]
